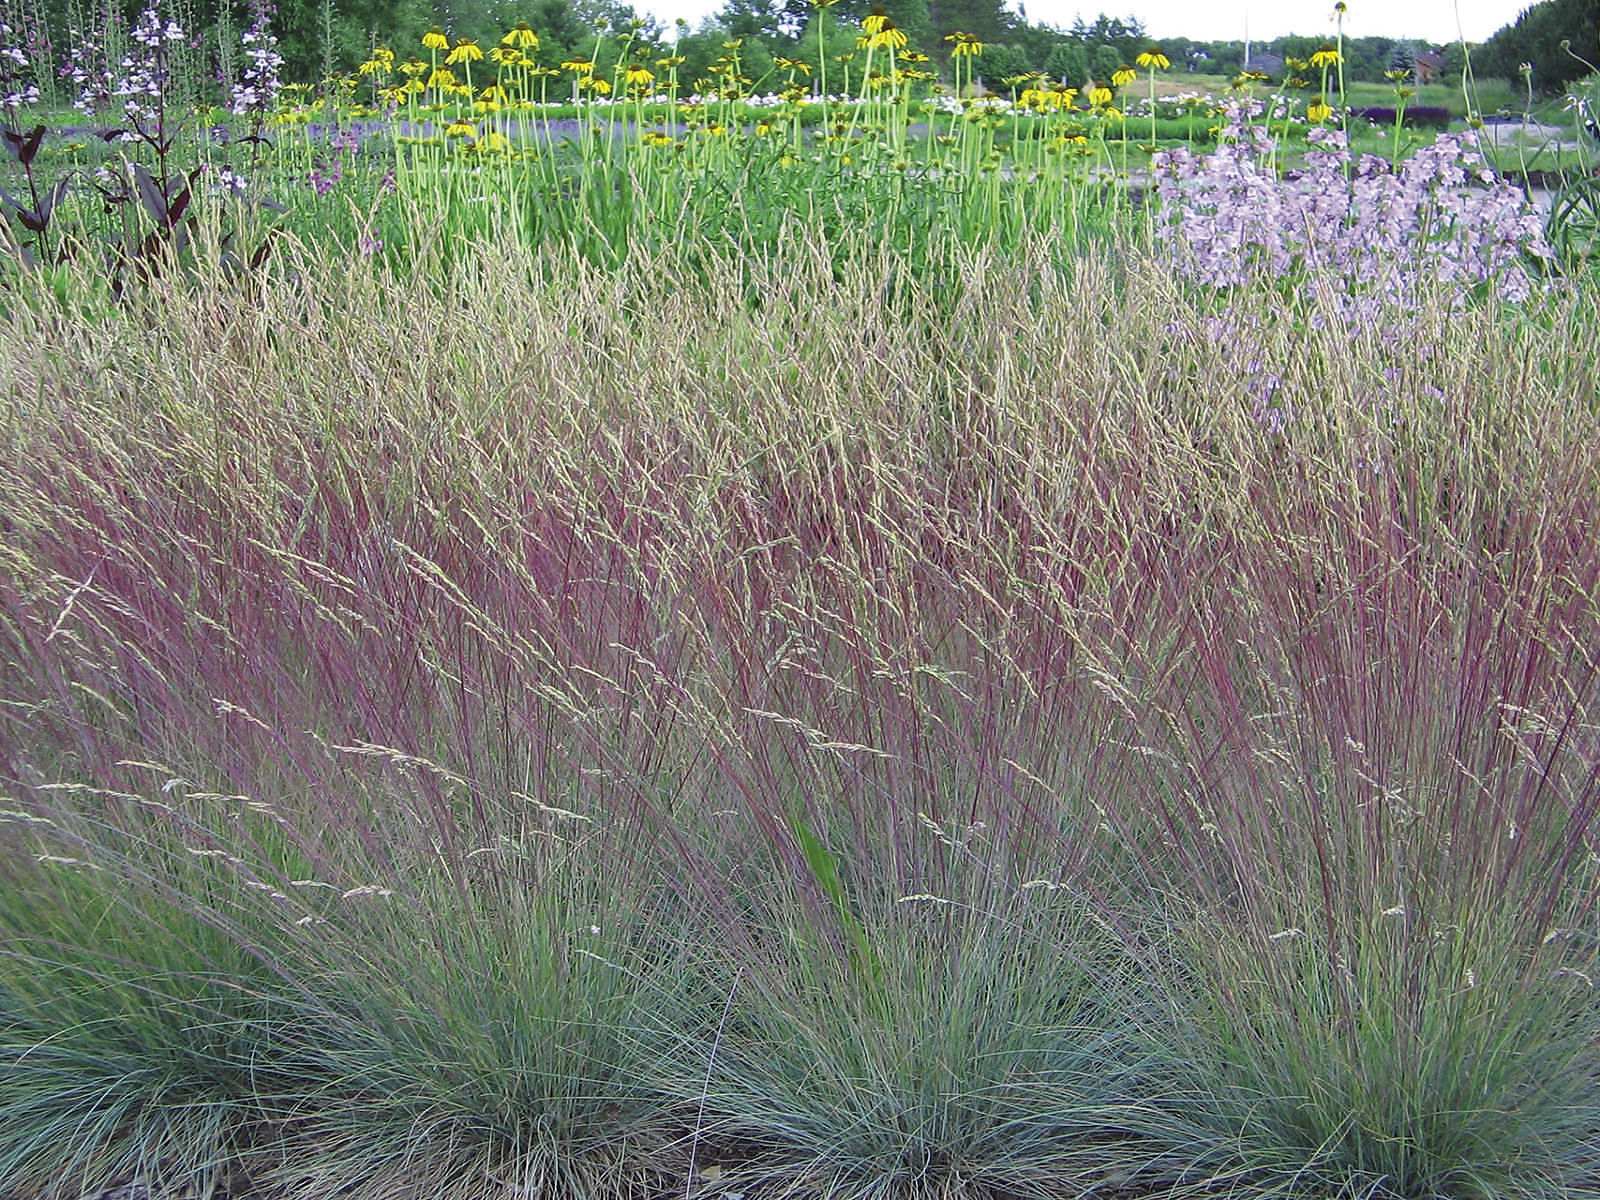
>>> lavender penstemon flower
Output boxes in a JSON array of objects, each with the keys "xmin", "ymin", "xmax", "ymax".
[
  {"xmin": 307, "ymin": 154, "xmax": 342, "ymax": 196},
  {"xmin": 1150, "ymin": 103, "xmax": 1553, "ymax": 319},
  {"xmin": 305, "ymin": 124, "xmax": 361, "ymax": 197}
]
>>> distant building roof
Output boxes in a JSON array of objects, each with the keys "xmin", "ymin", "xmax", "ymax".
[{"xmin": 1243, "ymin": 51, "xmax": 1284, "ymax": 76}]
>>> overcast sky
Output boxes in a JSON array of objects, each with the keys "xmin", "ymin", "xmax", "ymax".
[{"xmin": 641, "ymin": 0, "xmax": 1533, "ymax": 44}]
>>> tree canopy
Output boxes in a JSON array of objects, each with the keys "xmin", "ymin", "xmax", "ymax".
[
  {"xmin": 1477, "ymin": 0, "xmax": 1599, "ymax": 91},
  {"xmin": 32, "ymin": 0, "xmax": 1593, "ymax": 95}
]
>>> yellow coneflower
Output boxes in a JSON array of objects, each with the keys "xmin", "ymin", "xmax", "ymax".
[
  {"xmin": 946, "ymin": 31, "xmax": 983, "ymax": 56},
  {"xmin": 1310, "ymin": 44, "xmax": 1342, "ymax": 68},
  {"xmin": 359, "ymin": 45, "xmax": 395, "ymax": 75},
  {"xmin": 444, "ymin": 117, "xmax": 474, "ymax": 137},
  {"xmin": 1088, "ymin": 84, "xmax": 1112, "ymax": 106},
  {"xmin": 641, "ymin": 130, "xmax": 674, "ymax": 146},
  {"xmin": 862, "ymin": 4, "xmax": 888, "ymax": 34},
  {"xmin": 399, "ymin": 57, "xmax": 427, "ymax": 77},
  {"xmin": 580, "ymin": 75, "xmax": 612, "ymax": 94},
  {"xmin": 426, "ymin": 67, "xmax": 456, "ymax": 89},
  {"xmin": 489, "ymin": 45, "xmax": 524, "ymax": 65},
  {"xmin": 775, "ymin": 55, "xmax": 812, "ymax": 74},
  {"xmin": 1307, "ymin": 96, "xmax": 1333, "ymax": 122},
  {"xmin": 422, "ymin": 26, "xmax": 449, "ymax": 50},
  {"xmin": 624, "ymin": 63, "xmax": 655, "ymax": 87},
  {"xmin": 447, "ymin": 38, "xmax": 482, "ymax": 64},
  {"xmin": 1111, "ymin": 64, "xmax": 1136, "ymax": 87},
  {"xmin": 1020, "ymin": 85, "xmax": 1073, "ymax": 110},
  {"xmin": 562, "ymin": 57, "xmax": 595, "ymax": 76},
  {"xmin": 869, "ymin": 23, "xmax": 907, "ymax": 50},
  {"xmin": 502, "ymin": 23, "xmax": 538, "ymax": 49}
]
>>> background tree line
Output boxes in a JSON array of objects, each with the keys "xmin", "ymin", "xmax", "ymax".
[
  {"xmin": 32, "ymin": 0, "xmax": 1592, "ymax": 94},
  {"xmin": 1476, "ymin": 0, "xmax": 1598, "ymax": 94}
]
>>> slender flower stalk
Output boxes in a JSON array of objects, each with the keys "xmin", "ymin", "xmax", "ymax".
[{"xmin": 1136, "ymin": 47, "xmax": 1169, "ymax": 145}]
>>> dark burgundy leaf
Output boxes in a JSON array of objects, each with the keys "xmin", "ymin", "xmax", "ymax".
[
  {"xmin": 131, "ymin": 162, "xmax": 168, "ymax": 224},
  {"xmin": 18, "ymin": 125, "xmax": 45, "ymax": 167},
  {"xmin": 249, "ymin": 231, "xmax": 278, "ymax": 270},
  {"xmin": 166, "ymin": 184, "xmax": 192, "ymax": 225},
  {"xmin": 40, "ymin": 177, "xmax": 70, "ymax": 224}
]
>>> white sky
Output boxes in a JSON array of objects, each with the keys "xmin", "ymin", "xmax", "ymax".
[{"xmin": 641, "ymin": 0, "xmax": 1533, "ymax": 44}]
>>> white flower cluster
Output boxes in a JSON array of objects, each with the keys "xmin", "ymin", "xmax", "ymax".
[
  {"xmin": 231, "ymin": 3, "xmax": 284, "ymax": 118},
  {"xmin": 0, "ymin": 20, "xmax": 39, "ymax": 113},
  {"xmin": 116, "ymin": 7, "xmax": 184, "ymax": 122},
  {"xmin": 62, "ymin": 28, "xmax": 116, "ymax": 116}
]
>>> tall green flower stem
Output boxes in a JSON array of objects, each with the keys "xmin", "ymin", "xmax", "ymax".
[
  {"xmin": 811, "ymin": 0, "xmax": 837, "ymax": 122},
  {"xmin": 1334, "ymin": 2, "xmax": 1348, "ymax": 139},
  {"xmin": 1137, "ymin": 47, "xmax": 1170, "ymax": 146}
]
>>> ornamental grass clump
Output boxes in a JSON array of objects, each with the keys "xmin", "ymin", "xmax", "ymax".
[
  {"xmin": 0, "ymin": 842, "xmax": 301, "ymax": 1199},
  {"xmin": 1, "ymin": 226, "xmax": 1599, "ymax": 1198},
  {"xmin": 656, "ymin": 814, "xmax": 1185, "ymax": 1200},
  {"xmin": 1152, "ymin": 106, "xmax": 1552, "ymax": 317},
  {"xmin": 1072, "ymin": 441, "xmax": 1600, "ymax": 1195}
]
